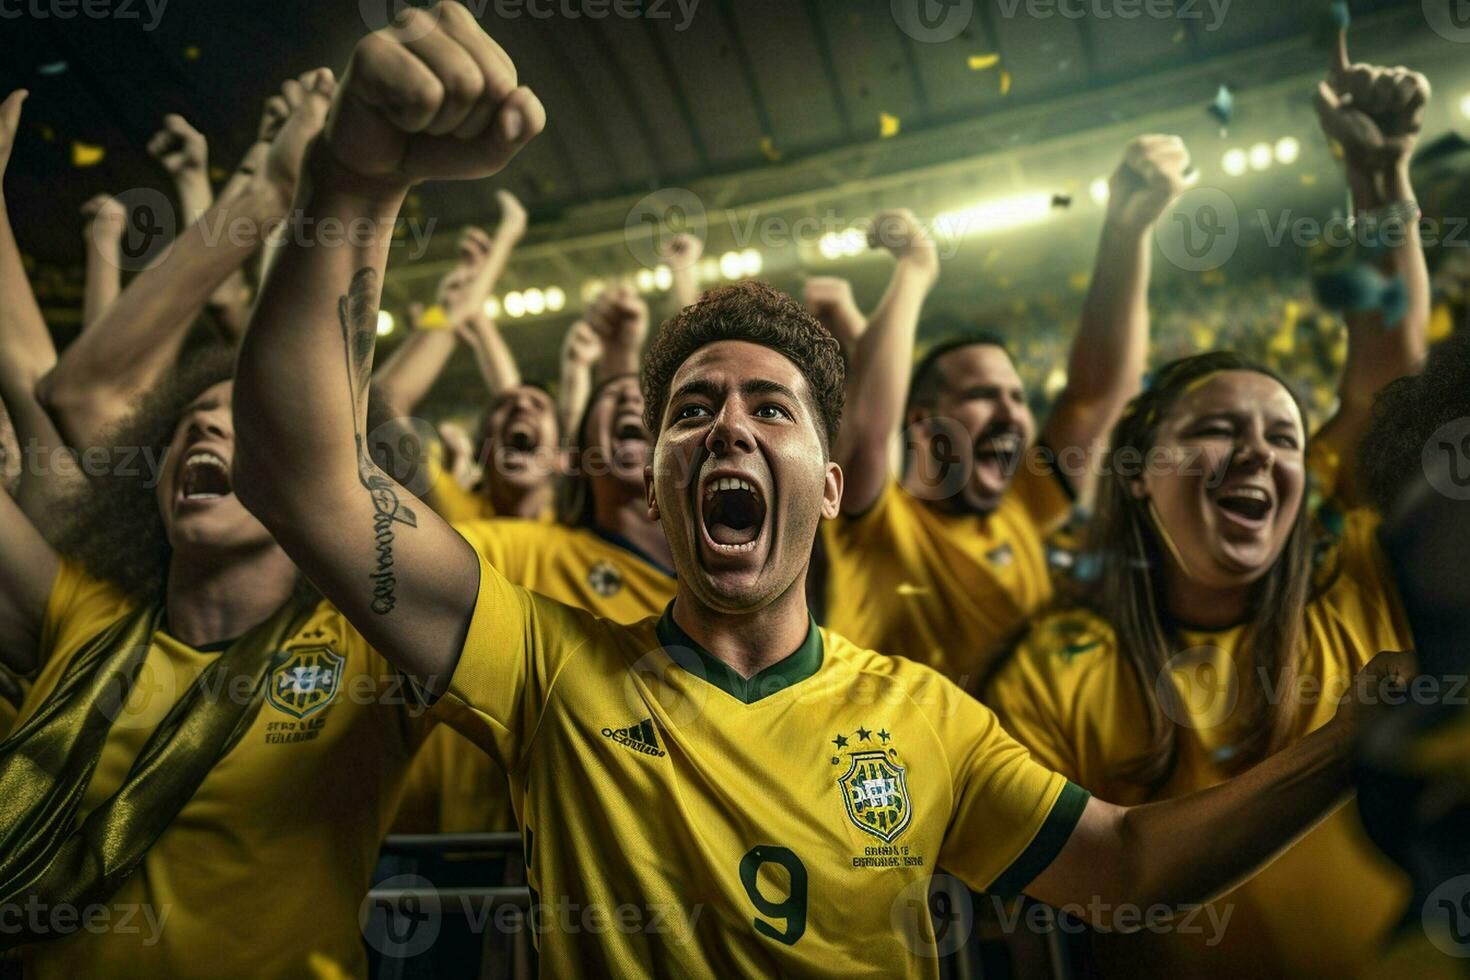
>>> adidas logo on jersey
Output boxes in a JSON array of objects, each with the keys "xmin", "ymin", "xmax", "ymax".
[{"xmin": 601, "ymin": 718, "xmax": 666, "ymax": 758}]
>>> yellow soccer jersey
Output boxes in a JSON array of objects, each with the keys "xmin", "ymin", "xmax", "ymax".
[
  {"xmin": 822, "ymin": 449, "xmax": 1074, "ymax": 687},
  {"xmin": 985, "ymin": 509, "xmax": 1412, "ymax": 978},
  {"xmin": 443, "ymin": 543, "xmax": 1091, "ymax": 976},
  {"xmin": 16, "ymin": 560, "xmax": 438, "ymax": 980},
  {"xmin": 422, "ymin": 461, "xmax": 555, "ymax": 526},
  {"xmin": 395, "ymin": 519, "xmax": 676, "ymax": 833}
]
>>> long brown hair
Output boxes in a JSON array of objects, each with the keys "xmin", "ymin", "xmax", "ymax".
[{"xmin": 1080, "ymin": 351, "xmax": 1315, "ymax": 791}]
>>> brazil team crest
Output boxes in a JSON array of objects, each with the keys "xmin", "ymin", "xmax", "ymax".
[
  {"xmin": 587, "ymin": 560, "xmax": 623, "ymax": 597},
  {"xmin": 267, "ymin": 645, "xmax": 344, "ymax": 719},
  {"xmin": 839, "ymin": 750, "xmax": 912, "ymax": 843}
]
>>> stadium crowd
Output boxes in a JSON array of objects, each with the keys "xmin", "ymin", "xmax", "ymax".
[{"xmin": 0, "ymin": 4, "xmax": 1466, "ymax": 979}]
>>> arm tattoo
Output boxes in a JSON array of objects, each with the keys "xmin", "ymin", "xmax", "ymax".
[{"xmin": 340, "ymin": 266, "xmax": 417, "ymax": 615}]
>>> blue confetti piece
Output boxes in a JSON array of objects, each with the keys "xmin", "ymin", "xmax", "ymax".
[
  {"xmin": 1207, "ymin": 84, "xmax": 1233, "ymax": 130},
  {"xmin": 38, "ymin": 61, "xmax": 68, "ymax": 76},
  {"xmin": 1327, "ymin": 1, "xmax": 1349, "ymax": 30}
]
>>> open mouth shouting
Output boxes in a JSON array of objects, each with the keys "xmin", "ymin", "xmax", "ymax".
[
  {"xmin": 1211, "ymin": 482, "xmax": 1274, "ymax": 534},
  {"xmin": 177, "ymin": 448, "xmax": 232, "ymax": 506},
  {"xmin": 697, "ymin": 470, "xmax": 770, "ymax": 561},
  {"xmin": 612, "ymin": 413, "xmax": 649, "ymax": 467},
  {"xmin": 972, "ymin": 428, "xmax": 1024, "ymax": 491}
]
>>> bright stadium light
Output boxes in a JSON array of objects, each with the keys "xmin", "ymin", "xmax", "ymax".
[
  {"xmin": 1248, "ymin": 142, "xmax": 1272, "ymax": 172},
  {"xmin": 1274, "ymin": 136, "xmax": 1300, "ymax": 165},
  {"xmin": 653, "ymin": 265, "xmax": 673, "ymax": 291},
  {"xmin": 818, "ymin": 229, "xmax": 866, "ymax": 260},
  {"xmin": 1222, "ymin": 148, "xmax": 1248, "ymax": 177},
  {"xmin": 483, "ymin": 296, "xmax": 500, "ymax": 319},
  {"xmin": 1090, "ymin": 177, "xmax": 1110, "ymax": 205},
  {"xmin": 719, "ymin": 250, "xmax": 744, "ymax": 279},
  {"xmin": 1460, "ymin": 92, "xmax": 1470, "ymax": 119},
  {"xmin": 635, "ymin": 268, "xmax": 655, "ymax": 292},
  {"xmin": 740, "ymin": 248, "xmax": 762, "ymax": 276},
  {"xmin": 935, "ymin": 192, "xmax": 1052, "ymax": 239},
  {"xmin": 503, "ymin": 291, "xmax": 526, "ymax": 318},
  {"xmin": 545, "ymin": 286, "xmax": 566, "ymax": 312},
  {"xmin": 699, "ymin": 257, "xmax": 720, "ymax": 282},
  {"xmin": 376, "ymin": 310, "xmax": 395, "ymax": 337},
  {"xmin": 580, "ymin": 278, "xmax": 604, "ymax": 303},
  {"xmin": 523, "ymin": 287, "xmax": 546, "ymax": 316}
]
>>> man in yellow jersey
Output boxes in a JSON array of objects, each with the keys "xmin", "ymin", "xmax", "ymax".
[
  {"xmin": 822, "ymin": 141, "xmax": 1196, "ymax": 686},
  {"xmin": 233, "ymin": 9, "xmax": 1416, "ymax": 974},
  {"xmin": 397, "ymin": 373, "xmax": 676, "ymax": 833}
]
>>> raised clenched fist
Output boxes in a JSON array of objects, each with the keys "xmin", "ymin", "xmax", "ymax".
[
  {"xmin": 1315, "ymin": 28, "xmax": 1429, "ymax": 176},
  {"xmin": 867, "ymin": 208, "xmax": 937, "ymax": 279},
  {"xmin": 147, "ymin": 114, "xmax": 208, "ymax": 179},
  {"xmin": 81, "ymin": 193, "xmax": 128, "ymax": 250},
  {"xmin": 262, "ymin": 69, "xmax": 337, "ymax": 202},
  {"xmin": 803, "ymin": 277, "xmax": 867, "ymax": 354},
  {"xmin": 562, "ymin": 320, "xmax": 605, "ymax": 369},
  {"xmin": 585, "ymin": 284, "xmax": 649, "ymax": 351},
  {"xmin": 1106, "ymin": 134, "xmax": 1197, "ymax": 235},
  {"xmin": 322, "ymin": 2, "xmax": 545, "ymax": 191},
  {"xmin": 661, "ymin": 232, "xmax": 703, "ymax": 272},
  {"xmin": 495, "ymin": 189, "xmax": 527, "ymax": 242}
]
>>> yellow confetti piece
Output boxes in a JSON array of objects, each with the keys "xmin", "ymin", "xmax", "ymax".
[
  {"xmin": 417, "ymin": 304, "xmax": 450, "ymax": 330},
  {"xmin": 758, "ymin": 135, "xmax": 783, "ymax": 162},
  {"xmin": 183, "ymin": 45, "xmax": 200, "ymax": 60},
  {"xmin": 71, "ymin": 142, "xmax": 105, "ymax": 167},
  {"xmin": 1429, "ymin": 302, "xmax": 1454, "ymax": 342},
  {"xmin": 968, "ymin": 54, "xmax": 1000, "ymax": 71},
  {"xmin": 1300, "ymin": 173, "xmax": 1318, "ymax": 186},
  {"xmin": 879, "ymin": 112, "xmax": 900, "ymax": 138},
  {"xmin": 999, "ymin": 70, "xmax": 1012, "ymax": 95},
  {"xmin": 1069, "ymin": 272, "xmax": 1089, "ymax": 291}
]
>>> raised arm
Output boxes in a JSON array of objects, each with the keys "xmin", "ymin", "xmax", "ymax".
[
  {"xmin": 38, "ymin": 74, "xmax": 327, "ymax": 450},
  {"xmin": 1311, "ymin": 33, "xmax": 1430, "ymax": 505},
  {"xmin": 232, "ymin": 3, "xmax": 545, "ymax": 691},
  {"xmin": 557, "ymin": 318, "xmax": 603, "ymax": 436},
  {"xmin": 833, "ymin": 209, "xmax": 937, "ymax": 515},
  {"xmin": 147, "ymin": 113, "xmax": 213, "ymax": 225},
  {"xmin": 1042, "ymin": 136, "xmax": 1193, "ymax": 502},
  {"xmin": 79, "ymin": 194, "xmax": 126, "ymax": 328},
  {"xmin": 586, "ymin": 283, "xmax": 648, "ymax": 382},
  {"xmin": 662, "ymin": 231, "xmax": 703, "ymax": 312},
  {"xmin": 1027, "ymin": 650, "xmax": 1409, "ymax": 927}
]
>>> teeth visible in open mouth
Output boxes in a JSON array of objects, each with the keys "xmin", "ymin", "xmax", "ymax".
[
  {"xmin": 1216, "ymin": 486, "xmax": 1271, "ymax": 520},
  {"xmin": 704, "ymin": 477, "xmax": 756, "ymax": 499},
  {"xmin": 181, "ymin": 451, "xmax": 231, "ymax": 500}
]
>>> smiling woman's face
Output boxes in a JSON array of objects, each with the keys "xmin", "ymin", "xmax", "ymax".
[
  {"xmin": 1136, "ymin": 370, "xmax": 1306, "ymax": 591},
  {"xmin": 648, "ymin": 340, "xmax": 841, "ymax": 612}
]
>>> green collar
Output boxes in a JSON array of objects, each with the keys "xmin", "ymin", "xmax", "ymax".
[{"xmin": 655, "ymin": 603, "xmax": 823, "ymax": 704}]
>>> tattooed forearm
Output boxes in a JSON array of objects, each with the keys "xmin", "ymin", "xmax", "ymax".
[{"xmin": 339, "ymin": 266, "xmax": 417, "ymax": 615}]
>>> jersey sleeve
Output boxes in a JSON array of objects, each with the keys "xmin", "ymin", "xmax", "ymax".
[
  {"xmin": 984, "ymin": 640, "xmax": 1086, "ymax": 783},
  {"xmin": 440, "ymin": 540, "xmax": 596, "ymax": 772},
  {"xmin": 925, "ymin": 670, "xmax": 1090, "ymax": 898},
  {"xmin": 38, "ymin": 558, "xmax": 133, "ymax": 676},
  {"xmin": 427, "ymin": 463, "xmax": 491, "ymax": 524}
]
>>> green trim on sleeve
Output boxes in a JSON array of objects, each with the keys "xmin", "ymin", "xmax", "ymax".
[{"xmin": 987, "ymin": 780, "xmax": 1091, "ymax": 899}]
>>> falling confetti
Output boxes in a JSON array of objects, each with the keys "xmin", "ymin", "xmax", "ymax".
[
  {"xmin": 999, "ymin": 70, "xmax": 1012, "ymax": 96},
  {"xmin": 417, "ymin": 305, "xmax": 450, "ymax": 330},
  {"xmin": 183, "ymin": 45, "xmax": 201, "ymax": 60},
  {"xmin": 1207, "ymin": 84, "xmax": 1233, "ymax": 133},
  {"xmin": 1301, "ymin": 173, "xmax": 1318, "ymax": 186},
  {"xmin": 71, "ymin": 142, "xmax": 105, "ymax": 167},
  {"xmin": 879, "ymin": 112, "xmax": 900, "ymax": 138},
  {"xmin": 758, "ymin": 135, "xmax": 783, "ymax": 162},
  {"xmin": 37, "ymin": 61, "xmax": 68, "ymax": 76},
  {"xmin": 1051, "ymin": 193, "xmax": 1073, "ymax": 209},
  {"xmin": 968, "ymin": 53, "xmax": 1000, "ymax": 71}
]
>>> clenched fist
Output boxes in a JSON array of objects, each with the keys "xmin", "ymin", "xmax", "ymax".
[
  {"xmin": 321, "ymin": 2, "xmax": 545, "ymax": 191},
  {"xmin": 867, "ymin": 208, "xmax": 937, "ymax": 281},
  {"xmin": 1315, "ymin": 28, "xmax": 1429, "ymax": 177},
  {"xmin": 585, "ymin": 284, "xmax": 649, "ymax": 351},
  {"xmin": 147, "ymin": 114, "xmax": 208, "ymax": 179},
  {"xmin": 1105, "ymin": 135, "xmax": 1197, "ymax": 235},
  {"xmin": 81, "ymin": 194, "xmax": 128, "ymax": 251},
  {"xmin": 561, "ymin": 320, "xmax": 605, "ymax": 369},
  {"xmin": 803, "ymin": 277, "xmax": 866, "ymax": 354}
]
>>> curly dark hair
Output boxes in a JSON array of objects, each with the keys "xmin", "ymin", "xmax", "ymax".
[
  {"xmin": 641, "ymin": 280, "xmax": 845, "ymax": 452},
  {"xmin": 1360, "ymin": 325, "xmax": 1470, "ymax": 514},
  {"xmin": 54, "ymin": 346, "xmax": 238, "ymax": 603}
]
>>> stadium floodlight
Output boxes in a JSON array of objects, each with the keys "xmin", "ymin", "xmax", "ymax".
[
  {"xmin": 1248, "ymin": 142, "xmax": 1272, "ymax": 172},
  {"xmin": 740, "ymin": 248, "xmax": 763, "ymax": 276},
  {"xmin": 1460, "ymin": 92, "xmax": 1470, "ymax": 119},
  {"xmin": 699, "ymin": 257, "xmax": 720, "ymax": 282},
  {"xmin": 504, "ymin": 291, "xmax": 526, "ymax": 318},
  {"xmin": 1090, "ymin": 177, "xmax": 1110, "ymax": 205},
  {"xmin": 523, "ymin": 287, "xmax": 546, "ymax": 316},
  {"xmin": 1222, "ymin": 148, "xmax": 1248, "ymax": 177},
  {"xmin": 934, "ymin": 192, "xmax": 1053, "ymax": 239},
  {"xmin": 635, "ymin": 268, "xmax": 655, "ymax": 292},
  {"xmin": 580, "ymin": 278, "xmax": 604, "ymax": 303},
  {"xmin": 719, "ymin": 250, "xmax": 744, "ymax": 279},
  {"xmin": 653, "ymin": 265, "xmax": 673, "ymax": 291},
  {"xmin": 483, "ymin": 296, "xmax": 500, "ymax": 319},
  {"xmin": 376, "ymin": 310, "xmax": 394, "ymax": 337},
  {"xmin": 818, "ymin": 229, "xmax": 866, "ymax": 260},
  {"xmin": 1274, "ymin": 136, "xmax": 1300, "ymax": 165},
  {"xmin": 545, "ymin": 286, "xmax": 566, "ymax": 312}
]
